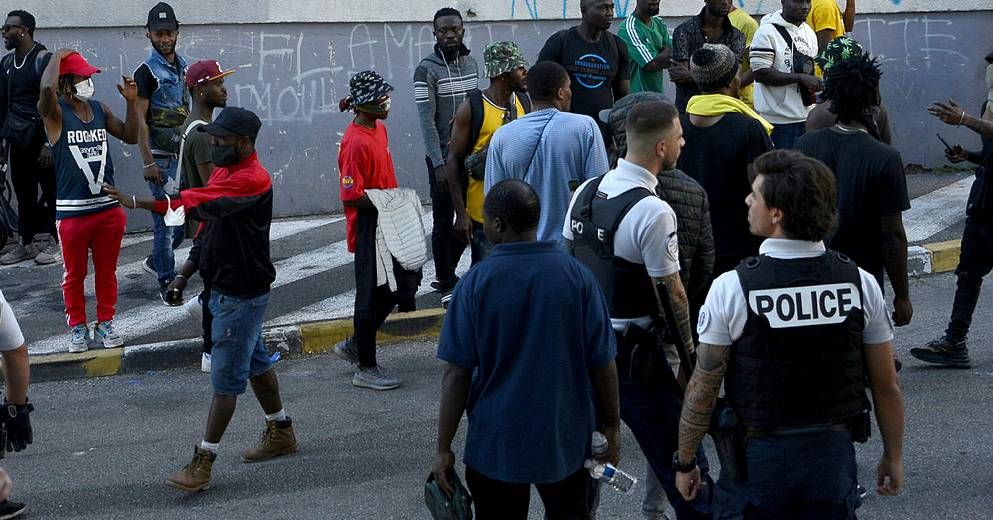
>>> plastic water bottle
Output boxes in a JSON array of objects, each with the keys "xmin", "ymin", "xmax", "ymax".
[{"xmin": 585, "ymin": 431, "xmax": 637, "ymax": 494}]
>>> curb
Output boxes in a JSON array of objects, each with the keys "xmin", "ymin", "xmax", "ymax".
[
  {"xmin": 27, "ymin": 308, "xmax": 447, "ymax": 383},
  {"xmin": 908, "ymin": 239, "xmax": 961, "ymax": 277}
]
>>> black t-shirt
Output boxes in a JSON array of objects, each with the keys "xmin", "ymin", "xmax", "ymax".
[
  {"xmin": 0, "ymin": 44, "xmax": 52, "ymax": 123},
  {"xmin": 538, "ymin": 27, "xmax": 630, "ymax": 125},
  {"xmin": 133, "ymin": 62, "xmax": 160, "ymax": 100},
  {"xmin": 677, "ymin": 112, "xmax": 772, "ymax": 260},
  {"xmin": 797, "ymin": 128, "xmax": 911, "ymax": 282}
]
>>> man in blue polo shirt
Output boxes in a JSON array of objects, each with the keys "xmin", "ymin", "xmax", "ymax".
[{"xmin": 432, "ymin": 179, "xmax": 620, "ymax": 519}]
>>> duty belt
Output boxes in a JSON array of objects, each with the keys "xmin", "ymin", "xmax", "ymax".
[{"xmin": 743, "ymin": 422, "xmax": 849, "ymax": 440}]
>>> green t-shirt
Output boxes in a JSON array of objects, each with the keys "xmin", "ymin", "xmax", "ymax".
[{"xmin": 618, "ymin": 14, "xmax": 672, "ymax": 94}]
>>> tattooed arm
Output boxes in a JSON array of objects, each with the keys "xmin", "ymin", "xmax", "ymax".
[
  {"xmin": 653, "ymin": 273, "xmax": 696, "ymax": 385},
  {"xmin": 675, "ymin": 343, "xmax": 731, "ymax": 501}
]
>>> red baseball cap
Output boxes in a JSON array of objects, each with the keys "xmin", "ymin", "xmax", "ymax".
[
  {"xmin": 60, "ymin": 52, "xmax": 101, "ymax": 78},
  {"xmin": 185, "ymin": 60, "xmax": 235, "ymax": 88}
]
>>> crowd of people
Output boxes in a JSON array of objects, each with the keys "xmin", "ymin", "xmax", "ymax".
[{"xmin": 0, "ymin": 0, "xmax": 989, "ymax": 517}]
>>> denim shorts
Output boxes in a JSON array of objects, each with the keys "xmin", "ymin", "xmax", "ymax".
[{"xmin": 208, "ymin": 291, "xmax": 273, "ymax": 395}]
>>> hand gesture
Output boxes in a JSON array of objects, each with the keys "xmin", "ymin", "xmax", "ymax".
[
  {"xmin": 945, "ymin": 145, "xmax": 968, "ymax": 164},
  {"xmin": 117, "ymin": 75, "xmax": 138, "ymax": 102},
  {"xmin": 144, "ymin": 162, "xmax": 164, "ymax": 185},
  {"xmin": 928, "ymin": 99, "xmax": 966, "ymax": 126},
  {"xmin": 101, "ymin": 182, "xmax": 131, "ymax": 207},
  {"xmin": 431, "ymin": 450, "xmax": 456, "ymax": 497}
]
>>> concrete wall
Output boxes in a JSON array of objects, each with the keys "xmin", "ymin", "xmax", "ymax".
[
  {"xmin": 19, "ymin": 6, "xmax": 993, "ymax": 222},
  {"xmin": 23, "ymin": 0, "xmax": 990, "ymax": 26}
]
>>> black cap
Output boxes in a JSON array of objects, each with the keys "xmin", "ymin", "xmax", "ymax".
[
  {"xmin": 199, "ymin": 107, "xmax": 262, "ymax": 139},
  {"xmin": 147, "ymin": 2, "xmax": 179, "ymax": 31},
  {"xmin": 986, "ymin": 50, "xmax": 993, "ymax": 64}
]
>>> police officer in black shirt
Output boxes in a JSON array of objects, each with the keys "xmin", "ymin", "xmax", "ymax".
[
  {"xmin": 674, "ymin": 150, "xmax": 905, "ymax": 518},
  {"xmin": 0, "ymin": 10, "xmax": 57, "ymax": 266}
]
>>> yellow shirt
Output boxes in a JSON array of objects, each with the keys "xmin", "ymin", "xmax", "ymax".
[
  {"xmin": 807, "ymin": 0, "xmax": 845, "ymax": 76},
  {"xmin": 467, "ymin": 94, "xmax": 526, "ymax": 223},
  {"xmin": 728, "ymin": 8, "xmax": 759, "ymax": 108}
]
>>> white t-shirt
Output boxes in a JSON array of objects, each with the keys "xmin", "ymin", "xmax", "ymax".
[
  {"xmin": 0, "ymin": 290, "xmax": 24, "ymax": 351},
  {"xmin": 749, "ymin": 11, "xmax": 819, "ymax": 125},
  {"xmin": 697, "ymin": 239, "xmax": 895, "ymax": 347},
  {"xmin": 563, "ymin": 159, "xmax": 680, "ymax": 330}
]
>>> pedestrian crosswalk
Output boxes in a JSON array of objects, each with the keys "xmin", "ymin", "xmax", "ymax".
[{"xmin": 0, "ymin": 173, "xmax": 978, "ymax": 355}]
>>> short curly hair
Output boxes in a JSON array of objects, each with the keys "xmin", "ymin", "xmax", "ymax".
[{"xmin": 753, "ymin": 150, "xmax": 838, "ymax": 242}]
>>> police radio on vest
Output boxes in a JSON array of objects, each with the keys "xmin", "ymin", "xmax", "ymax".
[{"xmin": 748, "ymin": 283, "xmax": 862, "ymax": 329}]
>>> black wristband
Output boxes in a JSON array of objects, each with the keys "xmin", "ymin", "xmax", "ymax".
[{"xmin": 672, "ymin": 451, "xmax": 697, "ymax": 473}]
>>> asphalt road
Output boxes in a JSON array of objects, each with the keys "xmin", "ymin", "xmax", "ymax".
[{"xmin": 1, "ymin": 271, "xmax": 990, "ymax": 518}]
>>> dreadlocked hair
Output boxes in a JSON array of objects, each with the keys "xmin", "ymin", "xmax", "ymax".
[{"xmin": 824, "ymin": 54, "xmax": 884, "ymax": 142}]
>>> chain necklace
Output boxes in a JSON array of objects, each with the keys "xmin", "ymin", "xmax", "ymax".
[
  {"xmin": 834, "ymin": 123, "xmax": 869, "ymax": 134},
  {"xmin": 13, "ymin": 43, "xmax": 38, "ymax": 70}
]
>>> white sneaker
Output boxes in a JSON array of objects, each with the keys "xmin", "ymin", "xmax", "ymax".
[
  {"xmin": 69, "ymin": 325, "xmax": 89, "ymax": 353},
  {"xmin": 94, "ymin": 321, "xmax": 124, "ymax": 348},
  {"xmin": 201, "ymin": 352, "xmax": 212, "ymax": 373}
]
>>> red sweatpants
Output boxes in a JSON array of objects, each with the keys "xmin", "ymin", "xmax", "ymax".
[{"xmin": 56, "ymin": 207, "xmax": 126, "ymax": 327}]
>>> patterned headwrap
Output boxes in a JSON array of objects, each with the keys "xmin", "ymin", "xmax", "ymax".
[
  {"xmin": 339, "ymin": 70, "xmax": 394, "ymax": 112},
  {"xmin": 814, "ymin": 36, "xmax": 866, "ymax": 75},
  {"xmin": 484, "ymin": 41, "xmax": 529, "ymax": 79}
]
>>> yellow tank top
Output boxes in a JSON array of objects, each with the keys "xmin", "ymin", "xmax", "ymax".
[{"xmin": 467, "ymin": 94, "xmax": 526, "ymax": 223}]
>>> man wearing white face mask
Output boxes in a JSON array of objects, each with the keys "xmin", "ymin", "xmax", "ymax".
[{"xmin": 37, "ymin": 49, "xmax": 140, "ymax": 352}]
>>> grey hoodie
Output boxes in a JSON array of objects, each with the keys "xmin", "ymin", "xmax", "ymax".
[{"xmin": 413, "ymin": 44, "xmax": 479, "ymax": 170}]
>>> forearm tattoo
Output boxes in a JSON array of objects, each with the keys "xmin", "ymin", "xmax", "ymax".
[
  {"xmin": 678, "ymin": 344, "xmax": 730, "ymax": 463},
  {"xmin": 659, "ymin": 274, "xmax": 696, "ymax": 360}
]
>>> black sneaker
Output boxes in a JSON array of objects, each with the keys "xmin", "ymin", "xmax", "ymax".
[
  {"xmin": 142, "ymin": 255, "xmax": 156, "ymax": 275},
  {"xmin": 430, "ymin": 277, "xmax": 459, "ymax": 294},
  {"xmin": 0, "ymin": 500, "xmax": 26, "ymax": 519},
  {"xmin": 910, "ymin": 336, "xmax": 971, "ymax": 368}
]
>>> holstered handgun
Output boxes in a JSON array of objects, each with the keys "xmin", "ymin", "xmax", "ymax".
[{"xmin": 709, "ymin": 398, "xmax": 743, "ymax": 480}]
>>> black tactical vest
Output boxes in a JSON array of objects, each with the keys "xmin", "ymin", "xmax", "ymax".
[
  {"xmin": 728, "ymin": 252, "xmax": 869, "ymax": 429},
  {"xmin": 569, "ymin": 176, "xmax": 657, "ymax": 319}
]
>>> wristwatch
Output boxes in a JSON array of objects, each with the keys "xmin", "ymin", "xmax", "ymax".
[{"xmin": 672, "ymin": 452, "xmax": 697, "ymax": 473}]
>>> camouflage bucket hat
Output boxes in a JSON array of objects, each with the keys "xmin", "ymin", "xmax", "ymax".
[
  {"xmin": 484, "ymin": 41, "xmax": 529, "ymax": 79},
  {"xmin": 815, "ymin": 36, "xmax": 866, "ymax": 74}
]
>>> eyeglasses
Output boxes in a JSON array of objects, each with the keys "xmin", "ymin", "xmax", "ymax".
[{"xmin": 1, "ymin": 24, "xmax": 26, "ymax": 33}]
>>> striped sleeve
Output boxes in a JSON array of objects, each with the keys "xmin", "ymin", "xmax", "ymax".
[
  {"xmin": 622, "ymin": 16, "xmax": 655, "ymax": 66},
  {"xmin": 749, "ymin": 25, "xmax": 778, "ymax": 70}
]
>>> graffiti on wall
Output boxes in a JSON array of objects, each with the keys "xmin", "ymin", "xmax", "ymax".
[{"xmin": 509, "ymin": 0, "xmax": 908, "ymax": 20}]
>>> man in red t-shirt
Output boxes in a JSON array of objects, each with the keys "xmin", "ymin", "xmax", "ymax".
[{"xmin": 335, "ymin": 70, "xmax": 420, "ymax": 391}]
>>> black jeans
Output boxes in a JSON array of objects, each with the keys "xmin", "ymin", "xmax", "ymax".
[
  {"xmin": 427, "ymin": 157, "xmax": 465, "ymax": 286},
  {"xmin": 615, "ymin": 333, "xmax": 713, "ymax": 520},
  {"xmin": 946, "ymin": 216, "xmax": 993, "ymax": 342},
  {"xmin": 9, "ymin": 135, "xmax": 56, "ymax": 244},
  {"xmin": 352, "ymin": 208, "xmax": 421, "ymax": 368},
  {"xmin": 465, "ymin": 465, "xmax": 595, "ymax": 520}
]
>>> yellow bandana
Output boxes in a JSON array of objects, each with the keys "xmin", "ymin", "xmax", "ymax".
[{"xmin": 686, "ymin": 94, "xmax": 775, "ymax": 136}]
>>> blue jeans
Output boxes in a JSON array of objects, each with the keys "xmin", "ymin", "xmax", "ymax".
[
  {"xmin": 713, "ymin": 431, "xmax": 860, "ymax": 519},
  {"xmin": 148, "ymin": 155, "xmax": 185, "ymax": 284},
  {"xmin": 208, "ymin": 291, "xmax": 274, "ymax": 396},
  {"xmin": 770, "ymin": 122, "xmax": 806, "ymax": 150}
]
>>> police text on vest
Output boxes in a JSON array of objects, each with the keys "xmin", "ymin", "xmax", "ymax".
[{"xmin": 748, "ymin": 283, "xmax": 862, "ymax": 329}]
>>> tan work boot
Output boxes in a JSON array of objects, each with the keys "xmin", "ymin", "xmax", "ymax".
[
  {"xmin": 241, "ymin": 418, "xmax": 297, "ymax": 463},
  {"xmin": 165, "ymin": 447, "xmax": 216, "ymax": 492}
]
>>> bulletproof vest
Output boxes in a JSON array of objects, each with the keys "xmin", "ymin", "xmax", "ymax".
[
  {"xmin": 569, "ymin": 176, "xmax": 657, "ymax": 319},
  {"xmin": 728, "ymin": 252, "xmax": 869, "ymax": 429}
]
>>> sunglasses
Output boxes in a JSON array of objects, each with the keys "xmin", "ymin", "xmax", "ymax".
[{"xmin": 1, "ymin": 24, "xmax": 25, "ymax": 33}]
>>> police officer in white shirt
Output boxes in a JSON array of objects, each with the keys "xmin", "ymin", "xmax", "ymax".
[
  {"xmin": 673, "ymin": 150, "xmax": 905, "ymax": 518},
  {"xmin": 564, "ymin": 99, "xmax": 713, "ymax": 519},
  {"xmin": 0, "ymin": 290, "xmax": 35, "ymax": 518}
]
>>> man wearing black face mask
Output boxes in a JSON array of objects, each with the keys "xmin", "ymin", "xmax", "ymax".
[{"xmin": 105, "ymin": 107, "xmax": 296, "ymax": 493}]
